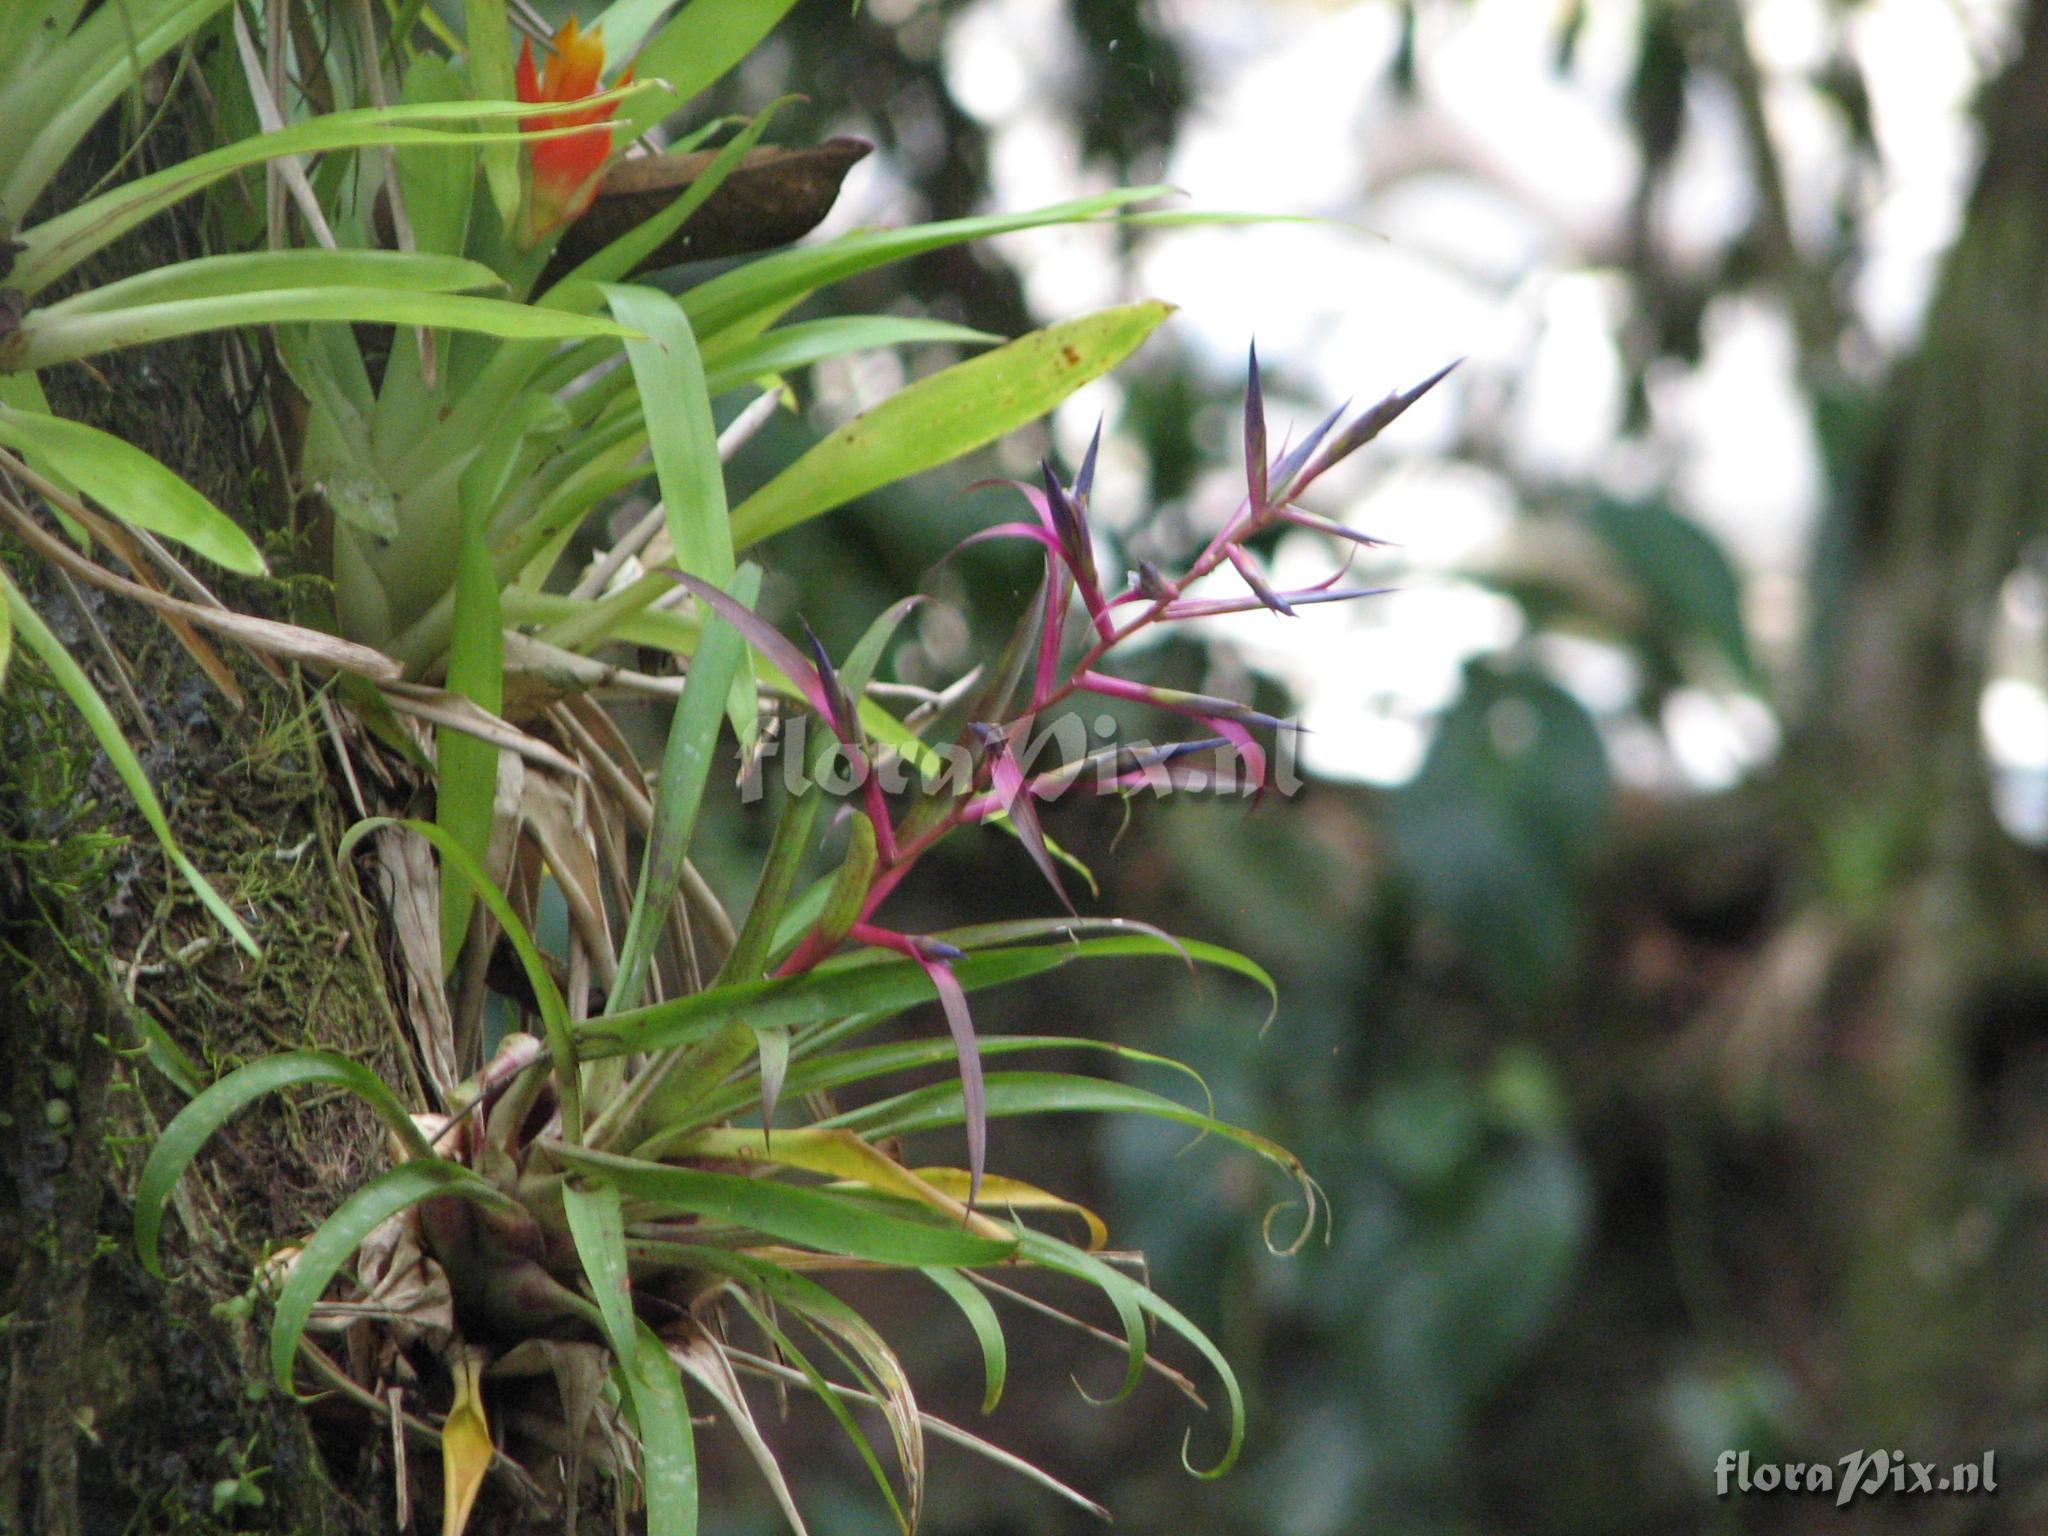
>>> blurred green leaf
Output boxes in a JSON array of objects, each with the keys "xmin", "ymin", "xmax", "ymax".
[
  {"xmin": 461, "ymin": 0, "xmax": 521, "ymax": 222},
  {"xmin": 1582, "ymin": 496, "xmax": 1753, "ymax": 683},
  {"xmin": 35, "ymin": 250, "xmax": 500, "ymax": 316},
  {"xmin": 1387, "ymin": 664, "xmax": 1610, "ymax": 1007},
  {"xmin": 9, "ymin": 288, "xmax": 637, "ymax": 370}
]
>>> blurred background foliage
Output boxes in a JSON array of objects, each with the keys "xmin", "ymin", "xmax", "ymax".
[{"xmin": 528, "ymin": 0, "xmax": 2047, "ymax": 1529}]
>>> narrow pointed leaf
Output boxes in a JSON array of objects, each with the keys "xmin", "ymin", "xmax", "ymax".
[
  {"xmin": 0, "ymin": 406, "xmax": 265, "ymax": 574},
  {"xmin": 1020, "ymin": 1228, "xmax": 1248, "ymax": 1476},
  {"xmin": 1244, "ymin": 343, "xmax": 1268, "ymax": 507},
  {"xmin": 1266, "ymin": 398, "xmax": 1347, "ymax": 503},
  {"xmin": 2, "ymin": 570, "xmax": 258, "ymax": 954},
  {"xmin": 562, "ymin": 1182, "xmax": 699, "ymax": 1536},
  {"xmin": 440, "ymin": 1350, "xmax": 493, "ymax": 1536},
  {"xmin": 722, "ymin": 1345, "xmax": 1111, "ymax": 1520},
  {"xmin": 549, "ymin": 1144, "xmax": 1016, "ymax": 1265},
  {"xmin": 1294, "ymin": 358, "xmax": 1459, "ymax": 492},
  {"xmin": 911, "ymin": 950, "xmax": 984, "ymax": 1209},
  {"xmin": 923, "ymin": 1267, "xmax": 1008, "ymax": 1413},
  {"xmin": 656, "ymin": 569, "xmax": 831, "ymax": 717},
  {"xmin": 977, "ymin": 724, "xmax": 1069, "ymax": 912},
  {"xmin": 668, "ymin": 1332, "xmax": 809, "ymax": 1536},
  {"xmin": 682, "ymin": 1249, "xmax": 924, "ymax": 1531},
  {"xmin": 270, "ymin": 1160, "xmax": 512, "ymax": 1390},
  {"xmin": 719, "ymin": 1289, "xmax": 909, "ymax": 1531},
  {"xmin": 608, "ymin": 564, "xmax": 761, "ymax": 1013},
  {"xmin": 729, "ymin": 303, "xmax": 1173, "ymax": 547},
  {"xmin": 136, "ymin": 1051, "xmax": 434, "ymax": 1276}
]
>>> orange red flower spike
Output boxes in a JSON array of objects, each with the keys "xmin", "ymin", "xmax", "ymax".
[{"xmin": 514, "ymin": 16, "xmax": 628, "ymax": 245}]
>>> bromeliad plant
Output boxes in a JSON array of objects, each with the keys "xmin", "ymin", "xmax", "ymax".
[
  {"xmin": 0, "ymin": 0, "xmax": 672, "ymax": 949},
  {"xmin": 0, "ymin": 0, "xmax": 1442, "ymax": 1529},
  {"xmin": 134, "ymin": 346, "xmax": 1448, "ymax": 1532}
]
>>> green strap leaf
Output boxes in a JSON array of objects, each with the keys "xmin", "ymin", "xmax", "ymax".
[
  {"xmin": 701, "ymin": 316, "xmax": 1000, "ymax": 391},
  {"xmin": 820, "ymin": 1070, "xmax": 1311, "ymax": 1207},
  {"xmin": 607, "ymin": 564, "xmax": 762, "ymax": 1014},
  {"xmin": 548, "ymin": 1143, "xmax": 1017, "ymax": 1266},
  {"xmin": 136, "ymin": 1050, "xmax": 433, "ymax": 1276},
  {"xmin": 36, "ymin": 250, "xmax": 503, "ymax": 317},
  {"xmin": 922, "ymin": 1266, "xmax": 1008, "ymax": 1414},
  {"xmin": 1, "ymin": 568, "xmax": 258, "ymax": 955},
  {"xmin": 435, "ymin": 388, "xmax": 545, "ymax": 969},
  {"xmin": 7, "ymin": 289, "xmax": 638, "ymax": 372},
  {"xmin": 728, "ymin": 301, "xmax": 1172, "ymax": 546},
  {"xmin": 461, "ymin": 0, "xmax": 521, "ymax": 222},
  {"xmin": 693, "ymin": 1033, "xmax": 1212, "ymax": 1125},
  {"xmin": 583, "ymin": 934, "xmax": 1268, "ymax": 1059},
  {"xmin": 618, "ymin": 0, "xmax": 803, "ymax": 136},
  {"xmin": 0, "ymin": 0, "xmax": 233, "ymax": 221},
  {"xmin": 601, "ymin": 284, "xmax": 756, "ymax": 741},
  {"xmin": 603, "ymin": 285, "xmax": 733, "ymax": 586},
  {"xmin": 269, "ymin": 1160, "xmax": 510, "ymax": 1390},
  {"xmin": 562, "ymin": 1182, "xmax": 699, "ymax": 1536},
  {"xmin": 680, "ymin": 186, "xmax": 1170, "ymax": 343},
  {"xmin": 0, "ymin": 406, "xmax": 266, "ymax": 575},
  {"xmin": 13, "ymin": 87, "xmax": 664, "ymax": 294},
  {"xmin": 1020, "ymin": 1228, "xmax": 1248, "ymax": 1478}
]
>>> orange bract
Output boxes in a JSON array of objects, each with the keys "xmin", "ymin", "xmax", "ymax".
[{"xmin": 514, "ymin": 16, "xmax": 628, "ymax": 244}]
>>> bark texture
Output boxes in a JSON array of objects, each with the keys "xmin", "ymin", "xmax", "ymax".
[
  {"xmin": 1742, "ymin": 0, "xmax": 2048, "ymax": 1462},
  {"xmin": 0, "ymin": 113, "xmax": 408, "ymax": 1536}
]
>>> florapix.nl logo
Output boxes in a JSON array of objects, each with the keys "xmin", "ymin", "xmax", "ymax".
[{"xmin": 1715, "ymin": 1450, "xmax": 1998, "ymax": 1509}]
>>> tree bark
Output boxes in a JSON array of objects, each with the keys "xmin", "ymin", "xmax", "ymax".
[
  {"xmin": 1770, "ymin": 0, "xmax": 2048, "ymax": 1454},
  {"xmin": 0, "ymin": 114, "xmax": 409, "ymax": 1536}
]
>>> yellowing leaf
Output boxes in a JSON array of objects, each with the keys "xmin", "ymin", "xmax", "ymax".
[
  {"xmin": 908, "ymin": 1168, "xmax": 1109, "ymax": 1251},
  {"xmin": 441, "ymin": 1347, "xmax": 492, "ymax": 1536},
  {"xmin": 662, "ymin": 1127, "xmax": 1014, "ymax": 1243}
]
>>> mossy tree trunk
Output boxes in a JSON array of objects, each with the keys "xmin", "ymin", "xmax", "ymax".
[{"xmin": 0, "ymin": 120, "xmax": 414, "ymax": 1535}]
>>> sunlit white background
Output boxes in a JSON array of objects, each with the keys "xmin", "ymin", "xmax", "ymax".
[{"xmin": 792, "ymin": 0, "xmax": 2037, "ymax": 819}]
